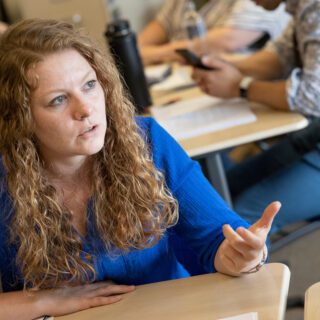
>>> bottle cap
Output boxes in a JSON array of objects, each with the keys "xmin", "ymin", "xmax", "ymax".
[{"xmin": 105, "ymin": 19, "xmax": 130, "ymax": 38}]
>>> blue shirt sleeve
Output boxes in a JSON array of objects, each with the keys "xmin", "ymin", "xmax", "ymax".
[{"xmin": 136, "ymin": 117, "xmax": 250, "ymax": 273}]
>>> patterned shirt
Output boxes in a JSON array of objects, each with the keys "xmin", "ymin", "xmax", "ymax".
[
  {"xmin": 156, "ymin": 0, "xmax": 290, "ymax": 41},
  {"xmin": 266, "ymin": 0, "xmax": 320, "ymax": 117}
]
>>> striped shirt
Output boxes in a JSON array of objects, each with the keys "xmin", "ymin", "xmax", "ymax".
[
  {"xmin": 156, "ymin": 0, "xmax": 291, "ymax": 41},
  {"xmin": 266, "ymin": 0, "xmax": 320, "ymax": 117}
]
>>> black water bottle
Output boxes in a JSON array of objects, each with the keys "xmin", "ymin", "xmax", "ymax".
[{"xmin": 105, "ymin": 19, "xmax": 152, "ymax": 114}]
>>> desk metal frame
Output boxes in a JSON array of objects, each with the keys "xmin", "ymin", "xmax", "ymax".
[{"xmin": 196, "ymin": 152, "xmax": 233, "ymax": 206}]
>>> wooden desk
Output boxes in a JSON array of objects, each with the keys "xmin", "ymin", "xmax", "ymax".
[
  {"xmin": 57, "ymin": 263, "xmax": 290, "ymax": 320},
  {"xmin": 152, "ymin": 87, "xmax": 308, "ymax": 204},
  {"xmin": 152, "ymin": 87, "xmax": 308, "ymax": 157},
  {"xmin": 305, "ymin": 282, "xmax": 320, "ymax": 320}
]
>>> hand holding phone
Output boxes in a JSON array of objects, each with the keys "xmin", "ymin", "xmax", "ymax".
[{"xmin": 175, "ymin": 48, "xmax": 216, "ymax": 70}]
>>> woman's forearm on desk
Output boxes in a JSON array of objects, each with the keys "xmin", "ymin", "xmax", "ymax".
[{"xmin": 0, "ymin": 282, "xmax": 135, "ymax": 320}]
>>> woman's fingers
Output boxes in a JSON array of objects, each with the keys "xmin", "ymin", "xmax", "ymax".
[
  {"xmin": 85, "ymin": 283, "xmax": 135, "ymax": 298},
  {"xmin": 93, "ymin": 284, "xmax": 135, "ymax": 297},
  {"xmin": 223, "ymin": 225, "xmax": 262, "ymax": 258},
  {"xmin": 77, "ymin": 295, "xmax": 123, "ymax": 311},
  {"xmin": 249, "ymin": 201, "xmax": 281, "ymax": 235},
  {"xmin": 219, "ymin": 236, "xmax": 260, "ymax": 272},
  {"xmin": 236, "ymin": 227, "xmax": 264, "ymax": 250},
  {"xmin": 223, "ymin": 224, "xmax": 243, "ymax": 243},
  {"xmin": 46, "ymin": 282, "xmax": 135, "ymax": 317},
  {"xmin": 84, "ymin": 284, "xmax": 135, "ymax": 309},
  {"xmin": 218, "ymin": 202, "xmax": 280, "ymax": 275},
  {"xmin": 87, "ymin": 295, "xmax": 124, "ymax": 309}
]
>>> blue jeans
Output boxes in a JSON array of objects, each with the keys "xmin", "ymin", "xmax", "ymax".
[{"xmin": 227, "ymin": 141, "xmax": 320, "ymax": 234}]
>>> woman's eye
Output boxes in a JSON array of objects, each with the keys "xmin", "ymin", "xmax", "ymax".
[
  {"xmin": 84, "ymin": 79, "xmax": 97, "ymax": 90},
  {"xmin": 49, "ymin": 95, "xmax": 67, "ymax": 107}
]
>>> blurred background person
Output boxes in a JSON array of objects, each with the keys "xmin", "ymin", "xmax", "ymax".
[
  {"xmin": 138, "ymin": 0, "xmax": 290, "ymax": 65},
  {"xmin": 192, "ymin": 0, "xmax": 320, "ymax": 234}
]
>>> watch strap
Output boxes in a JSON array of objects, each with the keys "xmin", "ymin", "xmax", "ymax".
[{"xmin": 239, "ymin": 76, "xmax": 254, "ymax": 98}]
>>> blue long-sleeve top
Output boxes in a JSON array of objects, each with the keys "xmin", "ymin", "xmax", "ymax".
[{"xmin": 0, "ymin": 117, "xmax": 249, "ymax": 292}]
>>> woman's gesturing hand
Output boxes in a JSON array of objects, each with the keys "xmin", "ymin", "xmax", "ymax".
[
  {"xmin": 214, "ymin": 201, "xmax": 281, "ymax": 276},
  {"xmin": 38, "ymin": 281, "xmax": 135, "ymax": 317}
]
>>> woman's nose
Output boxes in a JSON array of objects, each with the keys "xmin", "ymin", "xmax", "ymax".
[{"xmin": 74, "ymin": 98, "xmax": 93, "ymax": 120}]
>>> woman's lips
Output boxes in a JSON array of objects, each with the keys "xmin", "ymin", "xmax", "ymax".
[{"xmin": 79, "ymin": 125, "xmax": 98, "ymax": 138}]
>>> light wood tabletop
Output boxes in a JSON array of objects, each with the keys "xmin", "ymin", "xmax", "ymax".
[
  {"xmin": 57, "ymin": 263, "xmax": 290, "ymax": 320},
  {"xmin": 152, "ymin": 86, "xmax": 308, "ymax": 157},
  {"xmin": 304, "ymin": 282, "xmax": 320, "ymax": 320}
]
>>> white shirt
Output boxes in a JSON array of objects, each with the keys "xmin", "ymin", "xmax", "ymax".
[{"xmin": 156, "ymin": 0, "xmax": 291, "ymax": 41}]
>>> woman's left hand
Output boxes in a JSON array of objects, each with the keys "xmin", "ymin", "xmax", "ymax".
[{"xmin": 214, "ymin": 201, "xmax": 281, "ymax": 276}]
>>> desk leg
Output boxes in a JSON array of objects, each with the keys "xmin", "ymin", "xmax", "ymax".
[{"xmin": 197, "ymin": 153, "xmax": 233, "ymax": 207}]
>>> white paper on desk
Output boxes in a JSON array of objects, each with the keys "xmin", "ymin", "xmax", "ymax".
[
  {"xmin": 217, "ymin": 312, "xmax": 258, "ymax": 320},
  {"xmin": 145, "ymin": 64, "xmax": 171, "ymax": 84},
  {"xmin": 150, "ymin": 96, "xmax": 257, "ymax": 140},
  {"xmin": 151, "ymin": 66, "xmax": 195, "ymax": 91}
]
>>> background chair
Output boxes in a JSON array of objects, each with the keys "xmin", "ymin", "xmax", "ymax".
[{"xmin": 269, "ymin": 219, "xmax": 320, "ymax": 319}]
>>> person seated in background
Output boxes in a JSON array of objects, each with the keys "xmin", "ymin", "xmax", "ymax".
[
  {"xmin": 138, "ymin": 0, "xmax": 290, "ymax": 65},
  {"xmin": 192, "ymin": 0, "xmax": 320, "ymax": 234},
  {"xmin": 0, "ymin": 19, "xmax": 280, "ymax": 319}
]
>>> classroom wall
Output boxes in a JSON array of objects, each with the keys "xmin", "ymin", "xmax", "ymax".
[
  {"xmin": 3, "ymin": 0, "xmax": 107, "ymax": 46},
  {"xmin": 115, "ymin": 0, "xmax": 163, "ymax": 32},
  {"xmin": 3, "ymin": 0, "xmax": 163, "ymax": 43}
]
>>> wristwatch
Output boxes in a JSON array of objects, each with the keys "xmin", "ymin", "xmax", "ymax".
[{"xmin": 239, "ymin": 76, "xmax": 254, "ymax": 99}]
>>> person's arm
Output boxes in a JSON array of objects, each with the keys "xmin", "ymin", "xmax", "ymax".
[
  {"xmin": 229, "ymin": 21, "xmax": 296, "ymax": 80},
  {"xmin": 138, "ymin": 22, "xmax": 263, "ymax": 52},
  {"xmin": 232, "ymin": 49, "xmax": 284, "ymax": 80},
  {"xmin": 138, "ymin": 20, "xmax": 187, "ymax": 65},
  {"xmin": 246, "ymin": 80, "xmax": 289, "ymax": 110},
  {"xmin": 192, "ymin": 54, "xmax": 289, "ymax": 111},
  {"xmin": 138, "ymin": 0, "xmax": 186, "ymax": 65},
  {"xmin": 143, "ymin": 117, "xmax": 277, "ymax": 277},
  {"xmin": 205, "ymin": 27, "xmax": 263, "ymax": 53},
  {"xmin": 138, "ymin": 20, "xmax": 168, "ymax": 47},
  {"xmin": 191, "ymin": 19, "xmax": 291, "ymax": 110},
  {"xmin": 139, "ymin": 27, "xmax": 264, "ymax": 66},
  {"xmin": 0, "ymin": 282, "xmax": 135, "ymax": 320}
]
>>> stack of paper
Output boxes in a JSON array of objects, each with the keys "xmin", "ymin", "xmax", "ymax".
[
  {"xmin": 145, "ymin": 64, "xmax": 172, "ymax": 86},
  {"xmin": 218, "ymin": 312, "xmax": 258, "ymax": 320},
  {"xmin": 150, "ymin": 95, "xmax": 257, "ymax": 140},
  {"xmin": 150, "ymin": 65, "xmax": 195, "ymax": 91}
]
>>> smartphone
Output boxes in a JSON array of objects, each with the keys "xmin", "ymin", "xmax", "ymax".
[{"xmin": 175, "ymin": 48, "xmax": 215, "ymax": 70}]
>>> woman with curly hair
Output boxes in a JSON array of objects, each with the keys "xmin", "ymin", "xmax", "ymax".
[{"xmin": 0, "ymin": 19, "xmax": 280, "ymax": 319}]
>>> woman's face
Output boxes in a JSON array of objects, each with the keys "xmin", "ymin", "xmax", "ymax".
[{"xmin": 29, "ymin": 49, "xmax": 107, "ymax": 164}]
